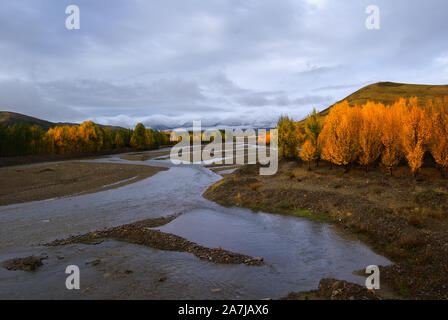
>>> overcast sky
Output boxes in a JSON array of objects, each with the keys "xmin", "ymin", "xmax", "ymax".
[{"xmin": 1, "ymin": 0, "xmax": 447, "ymax": 129}]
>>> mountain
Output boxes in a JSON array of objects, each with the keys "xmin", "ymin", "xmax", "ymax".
[
  {"xmin": 315, "ymin": 81, "xmax": 448, "ymax": 119},
  {"xmin": 0, "ymin": 111, "xmax": 123, "ymax": 131}
]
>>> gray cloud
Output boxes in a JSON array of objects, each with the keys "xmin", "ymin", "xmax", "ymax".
[
  {"xmin": 0, "ymin": 0, "xmax": 447, "ymax": 129},
  {"xmin": 0, "ymin": 79, "xmax": 86, "ymax": 121}
]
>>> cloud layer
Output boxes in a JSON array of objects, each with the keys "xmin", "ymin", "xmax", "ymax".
[{"xmin": 1, "ymin": 0, "xmax": 447, "ymax": 129}]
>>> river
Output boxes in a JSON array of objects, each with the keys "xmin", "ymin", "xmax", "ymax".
[{"xmin": 0, "ymin": 148, "xmax": 390, "ymax": 299}]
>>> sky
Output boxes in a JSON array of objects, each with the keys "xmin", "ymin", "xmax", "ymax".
[{"xmin": 1, "ymin": 0, "xmax": 448, "ymax": 129}]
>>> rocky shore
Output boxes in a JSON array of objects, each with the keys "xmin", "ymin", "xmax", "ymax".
[
  {"xmin": 44, "ymin": 215, "xmax": 264, "ymax": 266},
  {"xmin": 2, "ymin": 255, "xmax": 48, "ymax": 272}
]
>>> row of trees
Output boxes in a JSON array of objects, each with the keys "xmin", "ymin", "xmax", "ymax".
[
  {"xmin": 0, "ymin": 121, "xmax": 170, "ymax": 157},
  {"xmin": 278, "ymin": 97, "xmax": 448, "ymax": 177}
]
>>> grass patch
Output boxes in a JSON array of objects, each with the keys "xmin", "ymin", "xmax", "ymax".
[
  {"xmin": 277, "ymin": 200, "xmax": 291, "ymax": 210},
  {"xmin": 289, "ymin": 209, "xmax": 330, "ymax": 222},
  {"xmin": 396, "ymin": 284, "xmax": 411, "ymax": 298}
]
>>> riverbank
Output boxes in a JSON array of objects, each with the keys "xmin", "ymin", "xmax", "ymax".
[
  {"xmin": 0, "ymin": 146, "xmax": 175, "ymax": 168},
  {"xmin": 0, "ymin": 148, "xmax": 136, "ymax": 168},
  {"xmin": 203, "ymin": 159, "xmax": 448, "ymax": 299},
  {"xmin": 281, "ymin": 278, "xmax": 381, "ymax": 300},
  {"xmin": 0, "ymin": 161, "xmax": 167, "ymax": 206}
]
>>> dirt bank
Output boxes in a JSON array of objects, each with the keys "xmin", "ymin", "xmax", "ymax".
[
  {"xmin": 0, "ymin": 148, "xmax": 139, "ymax": 168},
  {"xmin": 203, "ymin": 160, "xmax": 448, "ymax": 299},
  {"xmin": 208, "ymin": 165, "xmax": 242, "ymax": 174},
  {"xmin": 281, "ymin": 278, "xmax": 381, "ymax": 300},
  {"xmin": 0, "ymin": 161, "xmax": 167, "ymax": 206},
  {"xmin": 119, "ymin": 150, "xmax": 171, "ymax": 161},
  {"xmin": 45, "ymin": 215, "xmax": 264, "ymax": 266}
]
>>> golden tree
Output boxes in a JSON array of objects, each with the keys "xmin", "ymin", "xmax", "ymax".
[
  {"xmin": 277, "ymin": 116, "xmax": 303, "ymax": 158},
  {"xmin": 401, "ymin": 98, "xmax": 431, "ymax": 177},
  {"xmin": 304, "ymin": 108, "xmax": 323, "ymax": 167},
  {"xmin": 319, "ymin": 126, "xmax": 335, "ymax": 168},
  {"xmin": 380, "ymin": 99, "xmax": 405, "ymax": 175},
  {"xmin": 428, "ymin": 98, "xmax": 448, "ymax": 177},
  {"xmin": 67, "ymin": 125, "xmax": 81, "ymax": 153},
  {"xmin": 319, "ymin": 101, "xmax": 361, "ymax": 170},
  {"xmin": 299, "ymin": 139, "xmax": 317, "ymax": 170},
  {"xmin": 79, "ymin": 121, "xmax": 101, "ymax": 152},
  {"xmin": 114, "ymin": 131, "xmax": 125, "ymax": 149},
  {"xmin": 319, "ymin": 104, "xmax": 342, "ymax": 167},
  {"xmin": 358, "ymin": 102, "xmax": 384, "ymax": 171}
]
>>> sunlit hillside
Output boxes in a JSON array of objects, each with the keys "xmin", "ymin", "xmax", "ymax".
[{"xmin": 307, "ymin": 82, "xmax": 448, "ymax": 121}]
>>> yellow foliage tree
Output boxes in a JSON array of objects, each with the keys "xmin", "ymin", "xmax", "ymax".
[
  {"xmin": 304, "ymin": 108, "xmax": 323, "ymax": 167},
  {"xmin": 114, "ymin": 131, "xmax": 125, "ymax": 149},
  {"xmin": 79, "ymin": 121, "xmax": 101, "ymax": 152},
  {"xmin": 358, "ymin": 102, "xmax": 384, "ymax": 171},
  {"xmin": 299, "ymin": 139, "xmax": 317, "ymax": 170},
  {"xmin": 277, "ymin": 116, "xmax": 303, "ymax": 158},
  {"xmin": 319, "ymin": 101, "xmax": 361, "ymax": 170},
  {"xmin": 428, "ymin": 98, "xmax": 448, "ymax": 177},
  {"xmin": 401, "ymin": 97, "xmax": 431, "ymax": 176},
  {"xmin": 380, "ymin": 99, "xmax": 405, "ymax": 175},
  {"xmin": 277, "ymin": 96, "xmax": 448, "ymax": 178}
]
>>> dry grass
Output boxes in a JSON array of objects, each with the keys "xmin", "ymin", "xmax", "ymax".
[
  {"xmin": 406, "ymin": 215, "xmax": 425, "ymax": 228},
  {"xmin": 399, "ymin": 234, "xmax": 427, "ymax": 249},
  {"xmin": 249, "ymin": 182, "xmax": 262, "ymax": 191}
]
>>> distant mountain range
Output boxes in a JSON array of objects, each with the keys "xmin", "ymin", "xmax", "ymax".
[
  {"xmin": 2, "ymin": 82, "xmax": 448, "ymax": 131},
  {"xmin": 0, "ymin": 111, "xmax": 123, "ymax": 131}
]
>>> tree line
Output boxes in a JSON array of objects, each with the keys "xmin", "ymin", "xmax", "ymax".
[
  {"xmin": 0, "ymin": 121, "xmax": 170, "ymax": 157},
  {"xmin": 278, "ymin": 97, "xmax": 448, "ymax": 177}
]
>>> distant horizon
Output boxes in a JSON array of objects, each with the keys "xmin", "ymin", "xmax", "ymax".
[
  {"xmin": 0, "ymin": 109, "xmax": 279, "ymax": 131},
  {"xmin": 4, "ymin": 80, "xmax": 448, "ymax": 130}
]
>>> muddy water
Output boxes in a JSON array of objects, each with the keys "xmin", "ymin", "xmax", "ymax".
[{"xmin": 0, "ymin": 148, "xmax": 390, "ymax": 299}]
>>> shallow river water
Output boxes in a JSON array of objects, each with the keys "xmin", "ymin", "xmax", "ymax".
[{"xmin": 0, "ymin": 149, "xmax": 390, "ymax": 299}]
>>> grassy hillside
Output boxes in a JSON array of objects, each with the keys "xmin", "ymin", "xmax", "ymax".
[
  {"xmin": 315, "ymin": 81, "xmax": 448, "ymax": 119},
  {"xmin": 0, "ymin": 111, "xmax": 58, "ymax": 131},
  {"xmin": 0, "ymin": 111, "xmax": 123, "ymax": 131}
]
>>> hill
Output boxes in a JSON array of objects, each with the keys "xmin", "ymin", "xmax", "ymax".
[
  {"xmin": 314, "ymin": 81, "xmax": 448, "ymax": 119},
  {"xmin": 0, "ymin": 111, "xmax": 123, "ymax": 131}
]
